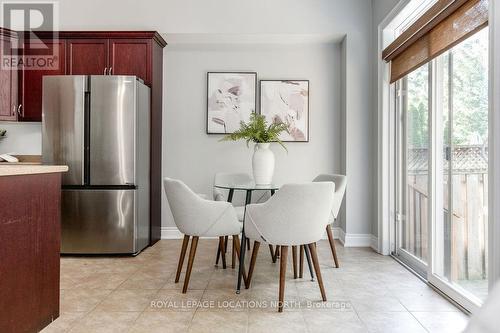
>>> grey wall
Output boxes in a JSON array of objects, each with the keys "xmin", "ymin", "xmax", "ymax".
[
  {"xmin": 162, "ymin": 42, "xmax": 341, "ymax": 228},
  {"xmin": 0, "ymin": 0, "xmax": 402, "ymax": 239}
]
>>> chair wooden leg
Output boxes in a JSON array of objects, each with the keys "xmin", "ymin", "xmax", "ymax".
[
  {"xmin": 247, "ymin": 241, "xmax": 251, "ymax": 251},
  {"xmin": 269, "ymin": 245, "xmax": 277, "ymax": 263},
  {"xmin": 182, "ymin": 236, "xmax": 199, "ymax": 293},
  {"xmin": 224, "ymin": 235, "xmax": 229, "ymax": 253},
  {"xmin": 246, "ymin": 241, "xmax": 260, "ymax": 289},
  {"xmin": 292, "ymin": 246, "xmax": 298, "ymax": 279},
  {"xmin": 233, "ymin": 235, "xmax": 248, "ymax": 284},
  {"xmin": 326, "ymin": 224, "xmax": 340, "ymax": 268},
  {"xmin": 299, "ymin": 245, "xmax": 304, "ymax": 278},
  {"xmin": 175, "ymin": 235, "xmax": 190, "ymax": 283},
  {"xmin": 215, "ymin": 238, "xmax": 221, "ymax": 267},
  {"xmin": 308, "ymin": 243, "xmax": 326, "ymax": 301},
  {"xmin": 219, "ymin": 236, "xmax": 227, "ymax": 269},
  {"xmin": 278, "ymin": 246, "xmax": 288, "ymax": 312},
  {"xmin": 275, "ymin": 246, "xmax": 280, "ymax": 259},
  {"xmin": 232, "ymin": 236, "xmax": 236, "ymax": 269}
]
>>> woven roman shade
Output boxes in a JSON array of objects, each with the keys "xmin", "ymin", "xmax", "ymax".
[{"xmin": 383, "ymin": 0, "xmax": 489, "ymax": 83}]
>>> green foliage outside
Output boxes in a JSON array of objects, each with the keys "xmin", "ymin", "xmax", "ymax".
[
  {"xmin": 407, "ymin": 65, "xmax": 429, "ymax": 148},
  {"xmin": 406, "ymin": 29, "xmax": 488, "ymax": 148}
]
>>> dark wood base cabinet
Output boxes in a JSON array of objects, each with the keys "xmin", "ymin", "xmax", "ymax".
[{"xmin": 0, "ymin": 173, "xmax": 62, "ymax": 333}]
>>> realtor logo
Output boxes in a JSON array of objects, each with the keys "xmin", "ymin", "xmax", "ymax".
[{"xmin": 1, "ymin": 1, "xmax": 59, "ymax": 70}]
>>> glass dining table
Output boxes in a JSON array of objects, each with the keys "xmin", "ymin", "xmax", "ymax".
[{"xmin": 214, "ymin": 182, "xmax": 315, "ymax": 293}]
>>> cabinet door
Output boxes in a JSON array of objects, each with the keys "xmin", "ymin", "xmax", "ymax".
[
  {"xmin": 19, "ymin": 39, "xmax": 66, "ymax": 122},
  {"xmin": 0, "ymin": 173, "xmax": 61, "ymax": 332},
  {"xmin": 0, "ymin": 36, "xmax": 17, "ymax": 121},
  {"xmin": 109, "ymin": 39, "xmax": 151, "ymax": 85},
  {"xmin": 67, "ymin": 39, "xmax": 108, "ymax": 75}
]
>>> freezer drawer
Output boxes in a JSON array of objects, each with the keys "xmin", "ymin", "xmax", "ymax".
[{"xmin": 61, "ymin": 189, "xmax": 148, "ymax": 254}]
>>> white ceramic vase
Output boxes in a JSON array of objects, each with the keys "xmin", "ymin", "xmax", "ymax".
[{"xmin": 252, "ymin": 143, "xmax": 275, "ymax": 185}]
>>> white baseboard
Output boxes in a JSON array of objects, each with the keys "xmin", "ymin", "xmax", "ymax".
[
  {"xmin": 331, "ymin": 226, "xmax": 341, "ymax": 239},
  {"xmin": 337, "ymin": 228, "xmax": 346, "ymax": 245},
  {"xmin": 370, "ymin": 235, "xmax": 379, "ymax": 252},
  {"xmin": 337, "ymin": 228, "xmax": 376, "ymax": 248},
  {"xmin": 161, "ymin": 226, "xmax": 343, "ymax": 240},
  {"xmin": 161, "ymin": 227, "xmax": 183, "ymax": 239},
  {"xmin": 160, "ymin": 226, "xmax": 376, "ymax": 249}
]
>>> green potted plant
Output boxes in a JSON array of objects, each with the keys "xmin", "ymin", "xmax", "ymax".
[{"xmin": 221, "ymin": 113, "xmax": 288, "ymax": 185}]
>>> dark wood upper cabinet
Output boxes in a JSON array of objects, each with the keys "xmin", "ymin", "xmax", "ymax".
[
  {"xmin": 109, "ymin": 39, "xmax": 151, "ymax": 85},
  {"xmin": 19, "ymin": 39, "xmax": 66, "ymax": 122},
  {"xmin": 0, "ymin": 31, "xmax": 166, "ymax": 247},
  {"xmin": 67, "ymin": 38, "xmax": 151, "ymax": 83},
  {"xmin": 2, "ymin": 32, "xmax": 165, "ymax": 123},
  {"xmin": 67, "ymin": 39, "xmax": 108, "ymax": 75},
  {"xmin": 0, "ymin": 29, "xmax": 18, "ymax": 121}
]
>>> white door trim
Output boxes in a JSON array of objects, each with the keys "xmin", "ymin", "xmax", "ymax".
[
  {"xmin": 489, "ymin": 0, "xmax": 500, "ymax": 288},
  {"xmin": 377, "ymin": 0, "xmax": 411, "ymax": 255}
]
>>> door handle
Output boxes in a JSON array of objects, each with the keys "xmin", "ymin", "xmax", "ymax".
[
  {"xmin": 104, "ymin": 67, "xmax": 108, "ymax": 75},
  {"xmin": 445, "ymin": 146, "xmax": 451, "ymax": 161},
  {"xmin": 17, "ymin": 104, "xmax": 23, "ymax": 118},
  {"xmin": 109, "ymin": 67, "xmax": 112, "ymax": 75}
]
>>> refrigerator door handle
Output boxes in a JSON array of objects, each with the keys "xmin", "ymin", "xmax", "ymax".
[{"xmin": 84, "ymin": 90, "xmax": 91, "ymax": 185}]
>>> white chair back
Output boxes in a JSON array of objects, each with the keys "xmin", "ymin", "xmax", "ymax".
[
  {"xmin": 313, "ymin": 174, "xmax": 346, "ymax": 219},
  {"xmin": 164, "ymin": 177, "xmax": 240, "ymax": 237},
  {"xmin": 244, "ymin": 182, "xmax": 335, "ymax": 246},
  {"xmin": 213, "ymin": 172, "xmax": 253, "ymax": 201}
]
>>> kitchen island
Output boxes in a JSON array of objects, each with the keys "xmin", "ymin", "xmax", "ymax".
[{"xmin": 0, "ymin": 165, "xmax": 67, "ymax": 333}]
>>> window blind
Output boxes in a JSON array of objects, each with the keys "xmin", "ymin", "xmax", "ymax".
[{"xmin": 383, "ymin": 0, "xmax": 488, "ymax": 83}]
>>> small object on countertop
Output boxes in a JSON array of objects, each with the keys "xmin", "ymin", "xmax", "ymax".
[
  {"xmin": 0, "ymin": 129, "xmax": 6, "ymax": 138},
  {"xmin": 0, "ymin": 153, "xmax": 19, "ymax": 163}
]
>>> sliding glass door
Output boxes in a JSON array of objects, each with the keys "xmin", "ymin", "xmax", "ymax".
[
  {"xmin": 431, "ymin": 28, "xmax": 489, "ymax": 310},
  {"xmin": 395, "ymin": 28, "xmax": 489, "ymax": 312},
  {"xmin": 395, "ymin": 64, "xmax": 430, "ymax": 275}
]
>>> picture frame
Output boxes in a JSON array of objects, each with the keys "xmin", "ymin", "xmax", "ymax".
[
  {"xmin": 206, "ymin": 72, "xmax": 257, "ymax": 134},
  {"xmin": 259, "ymin": 80, "xmax": 310, "ymax": 142}
]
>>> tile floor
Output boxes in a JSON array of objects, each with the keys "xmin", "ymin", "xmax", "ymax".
[{"xmin": 42, "ymin": 240, "xmax": 469, "ymax": 333}]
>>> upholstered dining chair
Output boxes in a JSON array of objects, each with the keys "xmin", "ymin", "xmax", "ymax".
[
  {"xmin": 163, "ymin": 177, "xmax": 246, "ymax": 293},
  {"xmin": 243, "ymin": 182, "xmax": 335, "ymax": 312},
  {"xmin": 312, "ymin": 174, "xmax": 347, "ymax": 268},
  {"xmin": 212, "ymin": 172, "xmax": 272, "ymax": 267},
  {"xmin": 213, "ymin": 172, "xmax": 253, "ymax": 220},
  {"xmin": 212, "ymin": 172, "xmax": 252, "ymax": 268}
]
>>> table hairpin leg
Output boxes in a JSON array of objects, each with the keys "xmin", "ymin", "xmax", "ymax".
[
  {"xmin": 236, "ymin": 189, "xmax": 252, "ymax": 293},
  {"xmin": 268, "ymin": 189, "xmax": 279, "ymax": 261},
  {"xmin": 303, "ymin": 245, "xmax": 315, "ymax": 281}
]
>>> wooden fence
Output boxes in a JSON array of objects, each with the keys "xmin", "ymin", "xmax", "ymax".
[{"xmin": 405, "ymin": 173, "xmax": 488, "ymax": 281}]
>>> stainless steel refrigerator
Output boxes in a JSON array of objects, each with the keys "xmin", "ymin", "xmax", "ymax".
[{"xmin": 42, "ymin": 75, "xmax": 150, "ymax": 255}]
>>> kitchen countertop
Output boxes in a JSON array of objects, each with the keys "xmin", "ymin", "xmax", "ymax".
[{"xmin": 0, "ymin": 164, "xmax": 68, "ymax": 176}]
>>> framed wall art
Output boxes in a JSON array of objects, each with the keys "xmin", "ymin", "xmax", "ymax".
[
  {"xmin": 207, "ymin": 72, "xmax": 257, "ymax": 134},
  {"xmin": 260, "ymin": 80, "xmax": 309, "ymax": 142}
]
